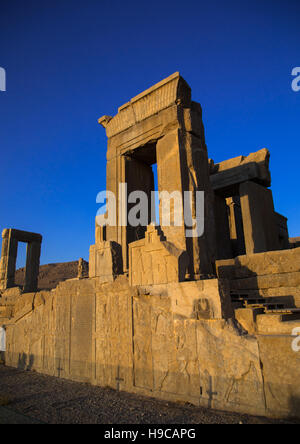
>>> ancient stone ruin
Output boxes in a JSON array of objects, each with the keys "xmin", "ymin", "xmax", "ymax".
[
  {"xmin": 0, "ymin": 73, "xmax": 300, "ymax": 419},
  {"xmin": 0, "ymin": 229, "xmax": 42, "ymax": 293}
]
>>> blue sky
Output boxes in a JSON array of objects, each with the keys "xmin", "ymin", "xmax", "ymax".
[{"xmin": 0, "ymin": 0, "xmax": 299, "ymax": 267}]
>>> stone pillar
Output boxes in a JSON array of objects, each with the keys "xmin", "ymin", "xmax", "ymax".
[
  {"xmin": 89, "ymin": 241, "xmax": 123, "ymax": 282},
  {"xmin": 227, "ymin": 196, "xmax": 246, "ymax": 257},
  {"xmin": 214, "ymin": 194, "xmax": 232, "ymax": 260},
  {"xmin": 0, "ymin": 230, "xmax": 18, "ymax": 290},
  {"xmin": 105, "ymin": 156, "xmax": 119, "ymax": 245},
  {"xmin": 156, "ymin": 130, "xmax": 186, "ymax": 251},
  {"xmin": 239, "ymin": 181, "xmax": 280, "ymax": 254},
  {"xmin": 157, "ymin": 128, "xmax": 216, "ymax": 278},
  {"xmin": 24, "ymin": 240, "xmax": 41, "ymax": 293}
]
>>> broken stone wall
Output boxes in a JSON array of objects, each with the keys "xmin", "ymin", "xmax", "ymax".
[{"xmin": 3, "ymin": 273, "xmax": 300, "ymax": 419}]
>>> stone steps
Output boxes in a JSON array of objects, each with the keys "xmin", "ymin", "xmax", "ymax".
[
  {"xmin": 231, "ymin": 288, "xmax": 300, "ymax": 328},
  {"xmin": 264, "ymin": 308, "xmax": 300, "ymax": 322},
  {"xmin": 230, "ymin": 287, "xmax": 297, "ymax": 303}
]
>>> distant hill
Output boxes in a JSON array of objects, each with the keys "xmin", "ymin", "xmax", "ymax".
[{"xmin": 15, "ymin": 261, "xmax": 79, "ymax": 290}]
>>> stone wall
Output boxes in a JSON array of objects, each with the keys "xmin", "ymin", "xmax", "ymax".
[
  {"xmin": 3, "ymin": 273, "xmax": 300, "ymax": 419},
  {"xmin": 216, "ymin": 247, "xmax": 300, "ymax": 307}
]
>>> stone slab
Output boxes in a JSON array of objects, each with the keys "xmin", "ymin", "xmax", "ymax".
[{"xmin": 217, "ymin": 248, "xmax": 300, "ymax": 279}]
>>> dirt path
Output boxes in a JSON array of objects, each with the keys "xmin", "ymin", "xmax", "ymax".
[{"xmin": 0, "ymin": 364, "xmax": 296, "ymax": 424}]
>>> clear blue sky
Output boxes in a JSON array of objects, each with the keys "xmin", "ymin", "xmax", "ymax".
[{"xmin": 0, "ymin": 0, "xmax": 299, "ymax": 267}]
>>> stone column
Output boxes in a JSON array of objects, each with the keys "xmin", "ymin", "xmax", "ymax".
[
  {"xmin": 0, "ymin": 229, "xmax": 18, "ymax": 290},
  {"xmin": 239, "ymin": 181, "xmax": 280, "ymax": 254},
  {"xmin": 105, "ymin": 156, "xmax": 119, "ymax": 245},
  {"xmin": 156, "ymin": 129, "xmax": 186, "ymax": 251},
  {"xmin": 24, "ymin": 240, "xmax": 41, "ymax": 293},
  {"xmin": 157, "ymin": 128, "xmax": 216, "ymax": 278},
  {"xmin": 227, "ymin": 196, "xmax": 246, "ymax": 257}
]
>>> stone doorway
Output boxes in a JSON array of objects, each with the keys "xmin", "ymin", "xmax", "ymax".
[{"xmin": 0, "ymin": 229, "xmax": 42, "ymax": 293}]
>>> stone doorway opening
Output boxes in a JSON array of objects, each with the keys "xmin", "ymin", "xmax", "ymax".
[
  {"xmin": 124, "ymin": 141, "xmax": 158, "ymax": 244},
  {"xmin": 15, "ymin": 241, "xmax": 27, "ymax": 288},
  {"xmin": 0, "ymin": 229, "xmax": 42, "ymax": 293}
]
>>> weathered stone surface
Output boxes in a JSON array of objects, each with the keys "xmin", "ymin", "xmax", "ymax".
[
  {"xmin": 0, "ymin": 229, "xmax": 42, "ymax": 293},
  {"xmin": 258, "ymin": 335, "xmax": 300, "ymax": 418},
  {"xmin": 129, "ymin": 224, "xmax": 189, "ymax": 286},
  {"xmin": 156, "ymin": 128, "xmax": 216, "ymax": 277},
  {"xmin": 226, "ymin": 196, "xmax": 246, "ymax": 257},
  {"xmin": 139, "ymin": 278, "xmax": 233, "ymax": 320},
  {"xmin": 217, "ymin": 248, "xmax": 300, "ymax": 280},
  {"xmin": 0, "ymin": 287, "xmax": 22, "ymax": 306},
  {"xmin": 0, "ymin": 233, "xmax": 18, "ymax": 290},
  {"xmin": 0, "ymin": 305, "xmax": 13, "ymax": 318},
  {"xmin": 89, "ymin": 241, "xmax": 123, "ymax": 282},
  {"xmin": 2, "ymin": 273, "xmax": 300, "ymax": 418},
  {"xmin": 23, "ymin": 241, "xmax": 41, "ymax": 293},
  {"xmin": 230, "ymin": 272, "xmax": 300, "ymax": 290},
  {"xmin": 210, "ymin": 148, "xmax": 271, "ymax": 188},
  {"xmin": 211, "ymin": 162, "xmax": 263, "ymax": 196},
  {"xmin": 77, "ymin": 258, "xmax": 89, "ymax": 279},
  {"xmin": 256, "ymin": 314, "xmax": 300, "ymax": 334},
  {"xmin": 99, "ymin": 72, "xmax": 191, "ymax": 138},
  {"xmin": 235, "ymin": 307, "xmax": 264, "ymax": 334}
]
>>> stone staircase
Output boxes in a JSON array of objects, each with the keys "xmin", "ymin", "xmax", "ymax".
[
  {"xmin": 230, "ymin": 289, "xmax": 300, "ymax": 321},
  {"xmin": 229, "ymin": 289, "xmax": 300, "ymax": 335},
  {"xmin": 216, "ymin": 248, "xmax": 300, "ymax": 333}
]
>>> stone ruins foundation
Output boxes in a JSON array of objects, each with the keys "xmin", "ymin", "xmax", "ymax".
[{"xmin": 0, "ymin": 73, "xmax": 300, "ymax": 419}]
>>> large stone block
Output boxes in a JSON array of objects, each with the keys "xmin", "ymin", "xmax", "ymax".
[
  {"xmin": 3, "ymin": 73, "xmax": 300, "ymax": 421},
  {"xmin": 139, "ymin": 278, "xmax": 233, "ymax": 320},
  {"xmin": 239, "ymin": 181, "xmax": 280, "ymax": 254},
  {"xmin": 275, "ymin": 212, "xmax": 290, "ymax": 250},
  {"xmin": 290, "ymin": 237, "xmax": 300, "ymax": 249},
  {"xmin": 214, "ymin": 194, "xmax": 232, "ymax": 260},
  {"xmin": 230, "ymin": 272, "xmax": 300, "ymax": 290},
  {"xmin": 211, "ymin": 162, "xmax": 262, "ymax": 196},
  {"xmin": 210, "ymin": 148, "xmax": 271, "ymax": 192},
  {"xmin": 129, "ymin": 224, "xmax": 189, "ymax": 286},
  {"xmin": 216, "ymin": 247, "xmax": 300, "ymax": 280},
  {"xmin": 99, "ymin": 72, "xmax": 191, "ymax": 138},
  {"xmin": 89, "ymin": 241, "xmax": 123, "ymax": 283},
  {"xmin": 226, "ymin": 196, "xmax": 246, "ymax": 257},
  {"xmin": 258, "ymin": 335, "xmax": 300, "ymax": 418}
]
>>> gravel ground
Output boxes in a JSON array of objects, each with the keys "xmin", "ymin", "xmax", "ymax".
[{"xmin": 0, "ymin": 364, "xmax": 297, "ymax": 424}]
